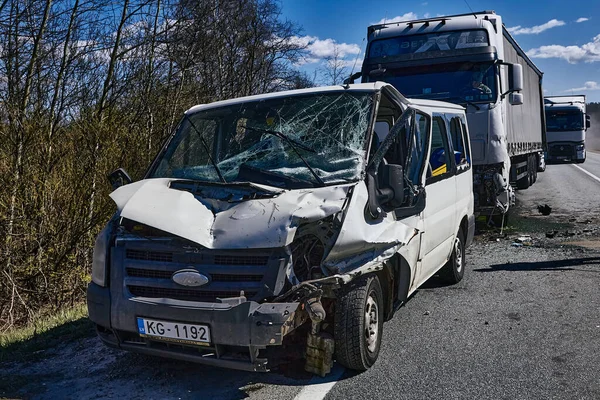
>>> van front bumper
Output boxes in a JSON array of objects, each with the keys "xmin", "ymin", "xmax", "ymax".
[{"xmin": 87, "ymin": 282, "xmax": 305, "ymax": 372}]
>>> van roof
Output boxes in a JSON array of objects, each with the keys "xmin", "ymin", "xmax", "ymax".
[
  {"xmin": 185, "ymin": 83, "xmax": 392, "ymax": 114},
  {"xmin": 408, "ymin": 98, "xmax": 466, "ymax": 111},
  {"xmin": 185, "ymin": 82, "xmax": 465, "ymax": 116}
]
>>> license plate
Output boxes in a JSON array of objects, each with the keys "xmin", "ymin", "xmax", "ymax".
[
  {"xmin": 557, "ymin": 156, "xmax": 569, "ymax": 160},
  {"xmin": 137, "ymin": 318, "xmax": 211, "ymax": 346}
]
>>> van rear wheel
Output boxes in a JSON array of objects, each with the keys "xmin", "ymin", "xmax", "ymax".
[
  {"xmin": 334, "ymin": 274, "xmax": 384, "ymax": 371},
  {"xmin": 439, "ymin": 227, "xmax": 465, "ymax": 284}
]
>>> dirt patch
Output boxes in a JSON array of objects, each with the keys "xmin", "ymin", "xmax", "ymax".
[{"xmin": 565, "ymin": 239, "xmax": 600, "ymax": 250}]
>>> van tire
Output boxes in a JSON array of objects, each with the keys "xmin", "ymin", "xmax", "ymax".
[
  {"xmin": 334, "ymin": 274, "xmax": 384, "ymax": 371},
  {"xmin": 439, "ymin": 227, "xmax": 465, "ymax": 284}
]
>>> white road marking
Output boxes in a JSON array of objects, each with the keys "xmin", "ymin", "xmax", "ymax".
[
  {"xmin": 572, "ymin": 164, "xmax": 600, "ymax": 184},
  {"xmin": 293, "ymin": 364, "xmax": 346, "ymax": 400}
]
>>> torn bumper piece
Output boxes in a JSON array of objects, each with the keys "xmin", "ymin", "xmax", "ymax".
[{"xmin": 87, "ymin": 282, "xmax": 305, "ymax": 372}]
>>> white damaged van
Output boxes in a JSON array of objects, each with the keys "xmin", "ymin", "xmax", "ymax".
[{"xmin": 87, "ymin": 82, "xmax": 474, "ymax": 375}]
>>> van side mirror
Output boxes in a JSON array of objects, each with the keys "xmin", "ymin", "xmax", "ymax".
[
  {"xmin": 379, "ymin": 164, "xmax": 405, "ymax": 205},
  {"xmin": 108, "ymin": 168, "xmax": 132, "ymax": 190},
  {"xmin": 509, "ymin": 92, "xmax": 523, "ymax": 106},
  {"xmin": 509, "ymin": 63, "xmax": 523, "ymax": 92},
  {"xmin": 586, "ymin": 115, "xmax": 591, "ymax": 129},
  {"xmin": 365, "ymin": 164, "xmax": 405, "ymax": 219}
]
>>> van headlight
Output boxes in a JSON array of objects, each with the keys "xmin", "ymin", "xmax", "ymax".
[
  {"xmin": 92, "ymin": 225, "xmax": 111, "ymax": 287},
  {"xmin": 576, "ymin": 144, "xmax": 585, "ymax": 151}
]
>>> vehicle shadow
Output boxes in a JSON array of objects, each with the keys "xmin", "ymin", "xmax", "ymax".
[
  {"xmin": 473, "ymin": 256, "xmax": 600, "ymax": 273},
  {"xmin": 419, "ymin": 274, "xmax": 456, "ymax": 289},
  {"xmin": 1, "ymin": 317, "xmax": 353, "ymax": 400}
]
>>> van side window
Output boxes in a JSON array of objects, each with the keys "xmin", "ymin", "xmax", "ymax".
[
  {"xmin": 427, "ymin": 116, "xmax": 451, "ymax": 184},
  {"xmin": 449, "ymin": 116, "xmax": 470, "ymax": 171}
]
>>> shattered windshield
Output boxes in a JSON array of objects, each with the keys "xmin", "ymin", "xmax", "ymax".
[
  {"xmin": 150, "ymin": 92, "xmax": 374, "ymax": 188},
  {"xmin": 367, "ymin": 62, "xmax": 497, "ymax": 104}
]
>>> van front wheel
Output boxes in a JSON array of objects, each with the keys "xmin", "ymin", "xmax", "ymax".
[
  {"xmin": 439, "ymin": 227, "xmax": 465, "ymax": 284},
  {"xmin": 334, "ymin": 274, "xmax": 384, "ymax": 371}
]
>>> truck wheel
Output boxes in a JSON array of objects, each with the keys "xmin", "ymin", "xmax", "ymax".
[
  {"xmin": 439, "ymin": 227, "xmax": 465, "ymax": 284},
  {"xmin": 532, "ymin": 157, "xmax": 538, "ymax": 183},
  {"xmin": 334, "ymin": 274, "xmax": 384, "ymax": 371}
]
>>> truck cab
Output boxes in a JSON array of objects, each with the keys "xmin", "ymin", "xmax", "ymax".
[
  {"xmin": 87, "ymin": 83, "xmax": 474, "ymax": 374},
  {"xmin": 545, "ymin": 96, "xmax": 590, "ymax": 163}
]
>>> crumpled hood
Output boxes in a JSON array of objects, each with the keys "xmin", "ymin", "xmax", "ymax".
[{"xmin": 110, "ymin": 178, "xmax": 351, "ymax": 249}]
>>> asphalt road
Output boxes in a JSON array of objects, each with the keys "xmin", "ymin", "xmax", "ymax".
[{"xmin": 3, "ymin": 154, "xmax": 600, "ymax": 400}]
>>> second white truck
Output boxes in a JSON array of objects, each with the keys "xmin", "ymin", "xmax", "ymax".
[
  {"xmin": 545, "ymin": 95, "xmax": 590, "ymax": 163},
  {"xmin": 350, "ymin": 10, "xmax": 547, "ymax": 222}
]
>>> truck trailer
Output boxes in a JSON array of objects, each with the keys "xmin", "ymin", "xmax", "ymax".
[
  {"xmin": 545, "ymin": 95, "xmax": 590, "ymax": 163},
  {"xmin": 352, "ymin": 10, "xmax": 546, "ymax": 219}
]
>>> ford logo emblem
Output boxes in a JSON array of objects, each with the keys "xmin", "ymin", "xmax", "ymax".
[{"xmin": 172, "ymin": 269, "xmax": 209, "ymax": 287}]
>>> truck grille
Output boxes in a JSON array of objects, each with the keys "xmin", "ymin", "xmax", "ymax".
[
  {"xmin": 549, "ymin": 144, "xmax": 573, "ymax": 156},
  {"xmin": 127, "ymin": 285, "xmax": 256, "ymax": 302}
]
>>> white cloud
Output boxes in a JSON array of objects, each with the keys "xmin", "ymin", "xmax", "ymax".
[
  {"xmin": 507, "ymin": 19, "xmax": 565, "ymax": 35},
  {"xmin": 308, "ymin": 38, "xmax": 361, "ymax": 58},
  {"xmin": 564, "ymin": 81, "xmax": 600, "ymax": 92},
  {"xmin": 576, "ymin": 17, "xmax": 589, "ymax": 23},
  {"xmin": 288, "ymin": 35, "xmax": 360, "ymax": 59},
  {"xmin": 526, "ymin": 34, "xmax": 600, "ymax": 64},
  {"xmin": 287, "ymin": 35, "xmax": 361, "ymax": 67},
  {"xmin": 373, "ymin": 12, "xmax": 418, "ymax": 25}
]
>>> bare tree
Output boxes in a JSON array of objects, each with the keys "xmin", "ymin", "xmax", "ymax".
[{"xmin": 320, "ymin": 44, "xmax": 350, "ymax": 86}]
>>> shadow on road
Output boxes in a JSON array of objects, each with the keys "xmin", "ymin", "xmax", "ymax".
[
  {"xmin": 474, "ymin": 256, "xmax": 600, "ymax": 273},
  {"xmin": 1, "ymin": 317, "xmax": 355, "ymax": 400}
]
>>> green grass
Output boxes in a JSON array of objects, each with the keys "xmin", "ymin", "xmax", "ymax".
[{"xmin": 0, "ymin": 304, "xmax": 95, "ymax": 363}]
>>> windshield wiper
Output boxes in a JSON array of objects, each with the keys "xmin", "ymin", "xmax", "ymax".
[
  {"xmin": 443, "ymin": 96, "xmax": 481, "ymax": 111},
  {"xmin": 241, "ymin": 125, "xmax": 325, "ymax": 186},
  {"xmin": 183, "ymin": 114, "xmax": 226, "ymax": 183}
]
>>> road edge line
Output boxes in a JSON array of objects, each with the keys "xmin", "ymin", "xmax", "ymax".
[
  {"xmin": 572, "ymin": 164, "xmax": 600, "ymax": 184},
  {"xmin": 293, "ymin": 364, "xmax": 345, "ymax": 400}
]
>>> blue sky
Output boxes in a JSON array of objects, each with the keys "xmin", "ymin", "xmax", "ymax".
[{"xmin": 281, "ymin": 0, "xmax": 600, "ymax": 102}]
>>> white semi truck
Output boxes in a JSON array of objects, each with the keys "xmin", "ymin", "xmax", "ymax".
[
  {"xmin": 545, "ymin": 95, "xmax": 590, "ymax": 163},
  {"xmin": 350, "ymin": 10, "xmax": 546, "ymax": 220}
]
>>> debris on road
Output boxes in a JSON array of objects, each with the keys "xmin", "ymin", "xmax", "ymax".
[
  {"xmin": 537, "ymin": 204, "xmax": 552, "ymax": 215},
  {"xmin": 546, "ymin": 230, "xmax": 558, "ymax": 238},
  {"xmin": 512, "ymin": 235, "xmax": 533, "ymax": 247}
]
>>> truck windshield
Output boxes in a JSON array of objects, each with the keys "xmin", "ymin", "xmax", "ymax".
[
  {"xmin": 545, "ymin": 109, "xmax": 584, "ymax": 131},
  {"xmin": 150, "ymin": 92, "xmax": 374, "ymax": 189},
  {"xmin": 366, "ymin": 62, "xmax": 497, "ymax": 104}
]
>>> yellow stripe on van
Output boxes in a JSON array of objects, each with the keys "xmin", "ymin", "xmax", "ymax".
[{"xmin": 432, "ymin": 164, "xmax": 447, "ymax": 177}]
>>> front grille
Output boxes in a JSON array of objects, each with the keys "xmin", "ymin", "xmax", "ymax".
[
  {"xmin": 126, "ymin": 249, "xmax": 173, "ymax": 262},
  {"xmin": 126, "ymin": 268, "xmax": 263, "ymax": 282},
  {"xmin": 214, "ymin": 255, "xmax": 269, "ymax": 266},
  {"xmin": 127, "ymin": 285, "xmax": 255, "ymax": 302},
  {"xmin": 549, "ymin": 144, "xmax": 573, "ymax": 156},
  {"xmin": 122, "ymin": 241, "xmax": 280, "ymax": 303},
  {"xmin": 126, "ymin": 268, "xmax": 172, "ymax": 279},
  {"xmin": 210, "ymin": 273, "xmax": 263, "ymax": 282}
]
